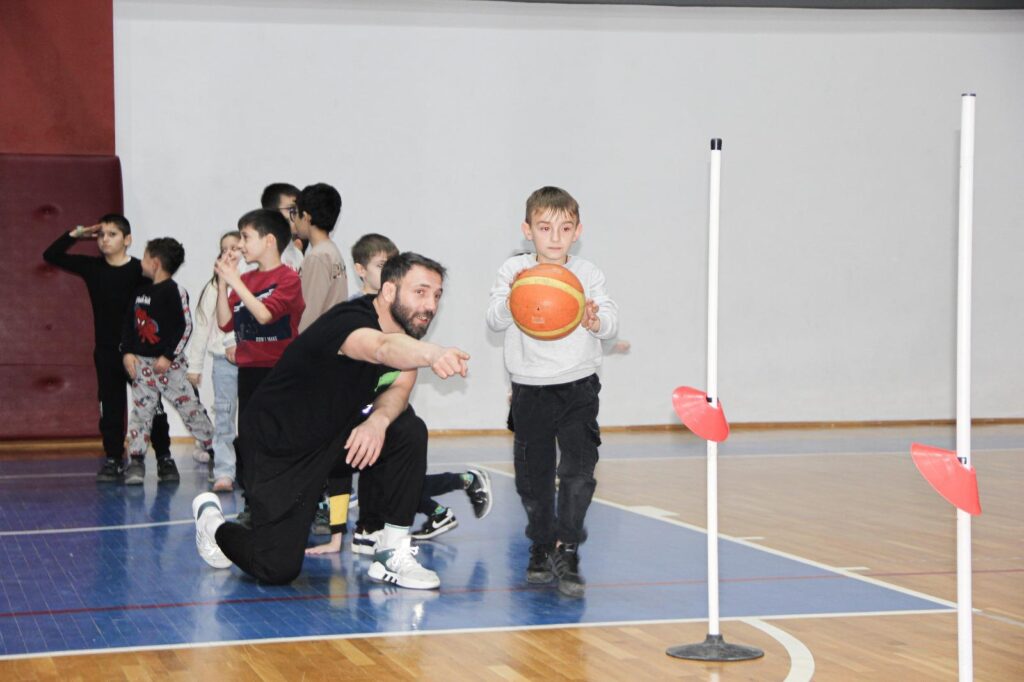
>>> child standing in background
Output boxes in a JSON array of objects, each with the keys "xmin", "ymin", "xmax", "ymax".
[{"xmin": 187, "ymin": 231, "xmax": 243, "ymax": 492}]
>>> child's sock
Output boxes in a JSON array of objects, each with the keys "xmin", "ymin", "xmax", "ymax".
[
  {"xmin": 433, "ymin": 504, "xmax": 447, "ymax": 516},
  {"xmin": 459, "ymin": 473, "xmax": 474, "ymax": 488}
]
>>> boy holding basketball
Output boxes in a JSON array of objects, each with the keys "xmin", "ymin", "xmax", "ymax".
[{"xmin": 486, "ymin": 186, "xmax": 618, "ymax": 598}]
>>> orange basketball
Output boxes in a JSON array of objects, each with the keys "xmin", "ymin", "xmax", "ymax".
[{"xmin": 509, "ymin": 263, "xmax": 586, "ymax": 340}]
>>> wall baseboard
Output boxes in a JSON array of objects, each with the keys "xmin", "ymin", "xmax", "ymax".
[{"xmin": 2, "ymin": 417, "xmax": 1021, "ymax": 452}]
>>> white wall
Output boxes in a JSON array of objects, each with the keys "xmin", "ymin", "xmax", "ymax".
[{"xmin": 113, "ymin": 0, "xmax": 1024, "ymax": 435}]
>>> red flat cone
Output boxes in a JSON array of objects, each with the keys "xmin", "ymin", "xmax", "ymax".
[
  {"xmin": 911, "ymin": 443, "xmax": 981, "ymax": 515},
  {"xmin": 672, "ymin": 386, "xmax": 730, "ymax": 442}
]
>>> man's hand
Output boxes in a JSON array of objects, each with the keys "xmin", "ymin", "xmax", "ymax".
[
  {"xmin": 70, "ymin": 224, "xmax": 101, "ymax": 239},
  {"xmin": 429, "ymin": 347, "xmax": 470, "ymax": 379},
  {"xmin": 186, "ymin": 372, "xmax": 201, "ymax": 387},
  {"xmin": 582, "ymin": 299, "xmax": 601, "ymax": 333},
  {"xmin": 344, "ymin": 413, "xmax": 389, "ymax": 470},
  {"xmin": 225, "ymin": 346, "xmax": 237, "ymax": 364},
  {"xmin": 153, "ymin": 357, "xmax": 172, "ymax": 374},
  {"xmin": 123, "ymin": 353, "xmax": 139, "ymax": 380}
]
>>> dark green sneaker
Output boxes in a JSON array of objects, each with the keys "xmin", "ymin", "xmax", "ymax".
[
  {"xmin": 96, "ymin": 458, "xmax": 124, "ymax": 482},
  {"xmin": 550, "ymin": 543, "xmax": 585, "ymax": 598},
  {"xmin": 526, "ymin": 543, "xmax": 555, "ymax": 584},
  {"xmin": 157, "ymin": 457, "xmax": 180, "ymax": 483}
]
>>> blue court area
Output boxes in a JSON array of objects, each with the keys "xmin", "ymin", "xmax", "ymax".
[{"xmin": 0, "ymin": 451, "xmax": 950, "ymax": 658}]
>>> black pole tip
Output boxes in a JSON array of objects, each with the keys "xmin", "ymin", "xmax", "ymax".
[
  {"xmin": 962, "ymin": 92, "xmax": 976, "ymax": 98},
  {"xmin": 710, "ymin": 138, "xmax": 722, "ymax": 150}
]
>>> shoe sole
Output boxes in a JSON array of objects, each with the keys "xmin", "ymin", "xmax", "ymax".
[
  {"xmin": 557, "ymin": 578, "xmax": 585, "ymax": 598},
  {"xmin": 351, "ymin": 539, "xmax": 377, "ymax": 555},
  {"xmin": 158, "ymin": 473, "xmax": 180, "ymax": 483},
  {"xmin": 367, "ymin": 561, "xmax": 440, "ymax": 590},
  {"xmin": 527, "ymin": 570, "xmax": 554, "ymax": 584},
  {"xmin": 124, "ymin": 475, "xmax": 144, "ymax": 485},
  {"xmin": 411, "ymin": 518, "xmax": 458, "ymax": 541},
  {"xmin": 467, "ymin": 469, "xmax": 493, "ymax": 519}
]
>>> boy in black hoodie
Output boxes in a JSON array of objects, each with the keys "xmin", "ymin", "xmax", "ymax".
[
  {"xmin": 43, "ymin": 215, "xmax": 172, "ymax": 481},
  {"xmin": 121, "ymin": 238, "xmax": 214, "ymax": 485}
]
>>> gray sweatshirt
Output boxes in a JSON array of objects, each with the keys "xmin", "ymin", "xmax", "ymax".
[{"xmin": 486, "ymin": 254, "xmax": 618, "ymax": 386}]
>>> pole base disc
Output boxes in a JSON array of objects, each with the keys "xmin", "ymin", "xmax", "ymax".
[{"xmin": 666, "ymin": 634, "xmax": 764, "ymax": 662}]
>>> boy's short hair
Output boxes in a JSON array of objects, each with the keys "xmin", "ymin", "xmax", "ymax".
[
  {"xmin": 260, "ymin": 183, "xmax": 300, "ymax": 209},
  {"xmin": 98, "ymin": 213, "xmax": 131, "ymax": 236},
  {"xmin": 145, "ymin": 237, "xmax": 185, "ymax": 275},
  {"xmin": 525, "ymin": 186, "xmax": 580, "ymax": 225},
  {"xmin": 237, "ymin": 208, "xmax": 291, "ymax": 255},
  {"xmin": 297, "ymin": 183, "xmax": 342, "ymax": 233},
  {"xmin": 381, "ymin": 252, "xmax": 446, "ymax": 287},
  {"xmin": 352, "ymin": 233, "xmax": 399, "ymax": 266}
]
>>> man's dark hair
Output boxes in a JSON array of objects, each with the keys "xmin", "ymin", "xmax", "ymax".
[
  {"xmin": 352, "ymin": 233, "xmax": 399, "ymax": 266},
  {"xmin": 381, "ymin": 252, "xmax": 446, "ymax": 287},
  {"xmin": 98, "ymin": 213, "xmax": 131, "ymax": 236},
  {"xmin": 260, "ymin": 183, "xmax": 300, "ymax": 209},
  {"xmin": 145, "ymin": 237, "xmax": 185, "ymax": 275},
  {"xmin": 237, "ymin": 209, "xmax": 291, "ymax": 255},
  {"xmin": 297, "ymin": 183, "xmax": 342, "ymax": 233}
]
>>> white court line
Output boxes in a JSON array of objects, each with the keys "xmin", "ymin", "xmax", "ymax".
[
  {"xmin": 473, "ymin": 464, "xmax": 958, "ymax": 610},
  {"xmin": 0, "ymin": 608, "xmax": 952, "ymax": 662},
  {"xmin": 0, "ymin": 472, "xmax": 95, "ymax": 480},
  {"xmin": 742, "ymin": 618, "xmax": 814, "ymax": 682}
]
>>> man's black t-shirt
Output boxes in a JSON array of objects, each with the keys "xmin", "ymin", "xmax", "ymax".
[{"xmin": 240, "ymin": 295, "xmax": 401, "ymax": 456}]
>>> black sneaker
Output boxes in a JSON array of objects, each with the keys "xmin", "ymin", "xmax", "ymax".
[
  {"xmin": 465, "ymin": 469, "xmax": 492, "ymax": 519},
  {"xmin": 526, "ymin": 543, "xmax": 555, "ymax": 584},
  {"xmin": 96, "ymin": 458, "xmax": 124, "ymax": 482},
  {"xmin": 157, "ymin": 457, "xmax": 180, "ymax": 483},
  {"xmin": 550, "ymin": 543, "xmax": 585, "ymax": 598},
  {"xmin": 411, "ymin": 508, "xmax": 458, "ymax": 540},
  {"xmin": 124, "ymin": 459, "xmax": 145, "ymax": 486}
]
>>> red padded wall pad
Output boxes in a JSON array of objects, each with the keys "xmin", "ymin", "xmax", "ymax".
[{"xmin": 0, "ymin": 154, "xmax": 123, "ymax": 439}]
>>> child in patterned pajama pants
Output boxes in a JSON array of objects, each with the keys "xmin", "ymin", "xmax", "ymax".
[{"xmin": 126, "ymin": 357, "xmax": 215, "ymax": 484}]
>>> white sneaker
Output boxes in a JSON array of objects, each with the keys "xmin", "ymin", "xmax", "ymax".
[
  {"xmin": 192, "ymin": 492, "xmax": 232, "ymax": 569},
  {"xmin": 367, "ymin": 536, "xmax": 440, "ymax": 589},
  {"xmin": 191, "ymin": 446, "xmax": 211, "ymax": 464},
  {"xmin": 351, "ymin": 527, "xmax": 383, "ymax": 555}
]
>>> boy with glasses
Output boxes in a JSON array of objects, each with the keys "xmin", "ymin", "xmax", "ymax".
[{"xmin": 260, "ymin": 182, "xmax": 305, "ymax": 271}]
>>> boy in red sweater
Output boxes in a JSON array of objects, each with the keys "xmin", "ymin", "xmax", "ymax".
[{"xmin": 216, "ymin": 209, "xmax": 305, "ymax": 522}]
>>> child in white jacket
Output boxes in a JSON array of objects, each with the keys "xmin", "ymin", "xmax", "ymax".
[{"xmin": 187, "ymin": 231, "xmax": 242, "ymax": 492}]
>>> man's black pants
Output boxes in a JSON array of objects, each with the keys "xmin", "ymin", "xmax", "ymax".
[{"xmin": 216, "ymin": 407, "xmax": 427, "ymax": 585}]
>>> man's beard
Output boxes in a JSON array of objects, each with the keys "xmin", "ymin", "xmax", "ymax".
[{"xmin": 390, "ymin": 297, "xmax": 433, "ymax": 339}]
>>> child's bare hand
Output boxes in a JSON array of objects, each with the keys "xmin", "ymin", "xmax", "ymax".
[
  {"xmin": 187, "ymin": 372, "xmax": 201, "ymax": 387},
  {"xmin": 214, "ymin": 252, "xmax": 240, "ymax": 285},
  {"xmin": 153, "ymin": 357, "xmax": 172, "ymax": 374},
  {"xmin": 71, "ymin": 224, "xmax": 101, "ymax": 239},
  {"xmin": 224, "ymin": 346, "xmax": 237, "ymax": 364},
  {"xmin": 123, "ymin": 354, "xmax": 139, "ymax": 380},
  {"xmin": 582, "ymin": 299, "xmax": 601, "ymax": 333}
]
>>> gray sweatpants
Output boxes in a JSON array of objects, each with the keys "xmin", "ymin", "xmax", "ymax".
[{"xmin": 127, "ymin": 355, "xmax": 214, "ymax": 459}]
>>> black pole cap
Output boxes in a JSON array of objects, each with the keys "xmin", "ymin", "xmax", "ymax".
[
  {"xmin": 962, "ymin": 92, "xmax": 976, "ymax": 98},
  {"xmin": 711, "ymin": 138, "xmax": 722, "ymax": 150}
]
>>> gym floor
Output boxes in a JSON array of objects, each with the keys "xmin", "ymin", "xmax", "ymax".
[{"xmin": 0, "ymin": 424, "xmax": 1021, "ymax": 680}]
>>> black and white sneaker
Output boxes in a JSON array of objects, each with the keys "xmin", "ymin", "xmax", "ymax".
[
  {"xmin": 124, "ymin": 459, "xmax": 145, "ymax": 486},
  {"xmin": 157, "ymin": 457, "xmax": 180, "ymax": 483},
  {"xmin": 550, "ymin": 543, "xmax": 585, "ymax": 598},
  {"xmin": 96, "ymin": 458, "xmax": 124, "ymax": 482},
  {"xmin": 351, "ymin": 526, "xmax": 383, "ymax": 555},
  {"xmin": 192, "ymin": 492, "xmax": 231, "ymax": 569},
  {"xmin": 526, "ymin": 543, "xmax": 555, "ymax": 584},
  {"xmin": 465, "ymin": 469, "xmax": 492, "ymax": 519},
  {"xmin": 411, "ymin": 508, "xmax": 458, "ymax": 540},
  {"xmin": 367, "ymin": 536, "xmax": 440, "ymax": 589}
]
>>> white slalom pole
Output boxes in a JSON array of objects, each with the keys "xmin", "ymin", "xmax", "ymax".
[
  {"xmin": 956, "ymin": 93, "xmax": 975, "ymax": 682},
  {"xmin": 667, "ymin": 139, "xmax": 761, "ymax": 663},
  {"xmin": 706, "ymin": 138, "xmax": 722, "ymax": 636}
]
